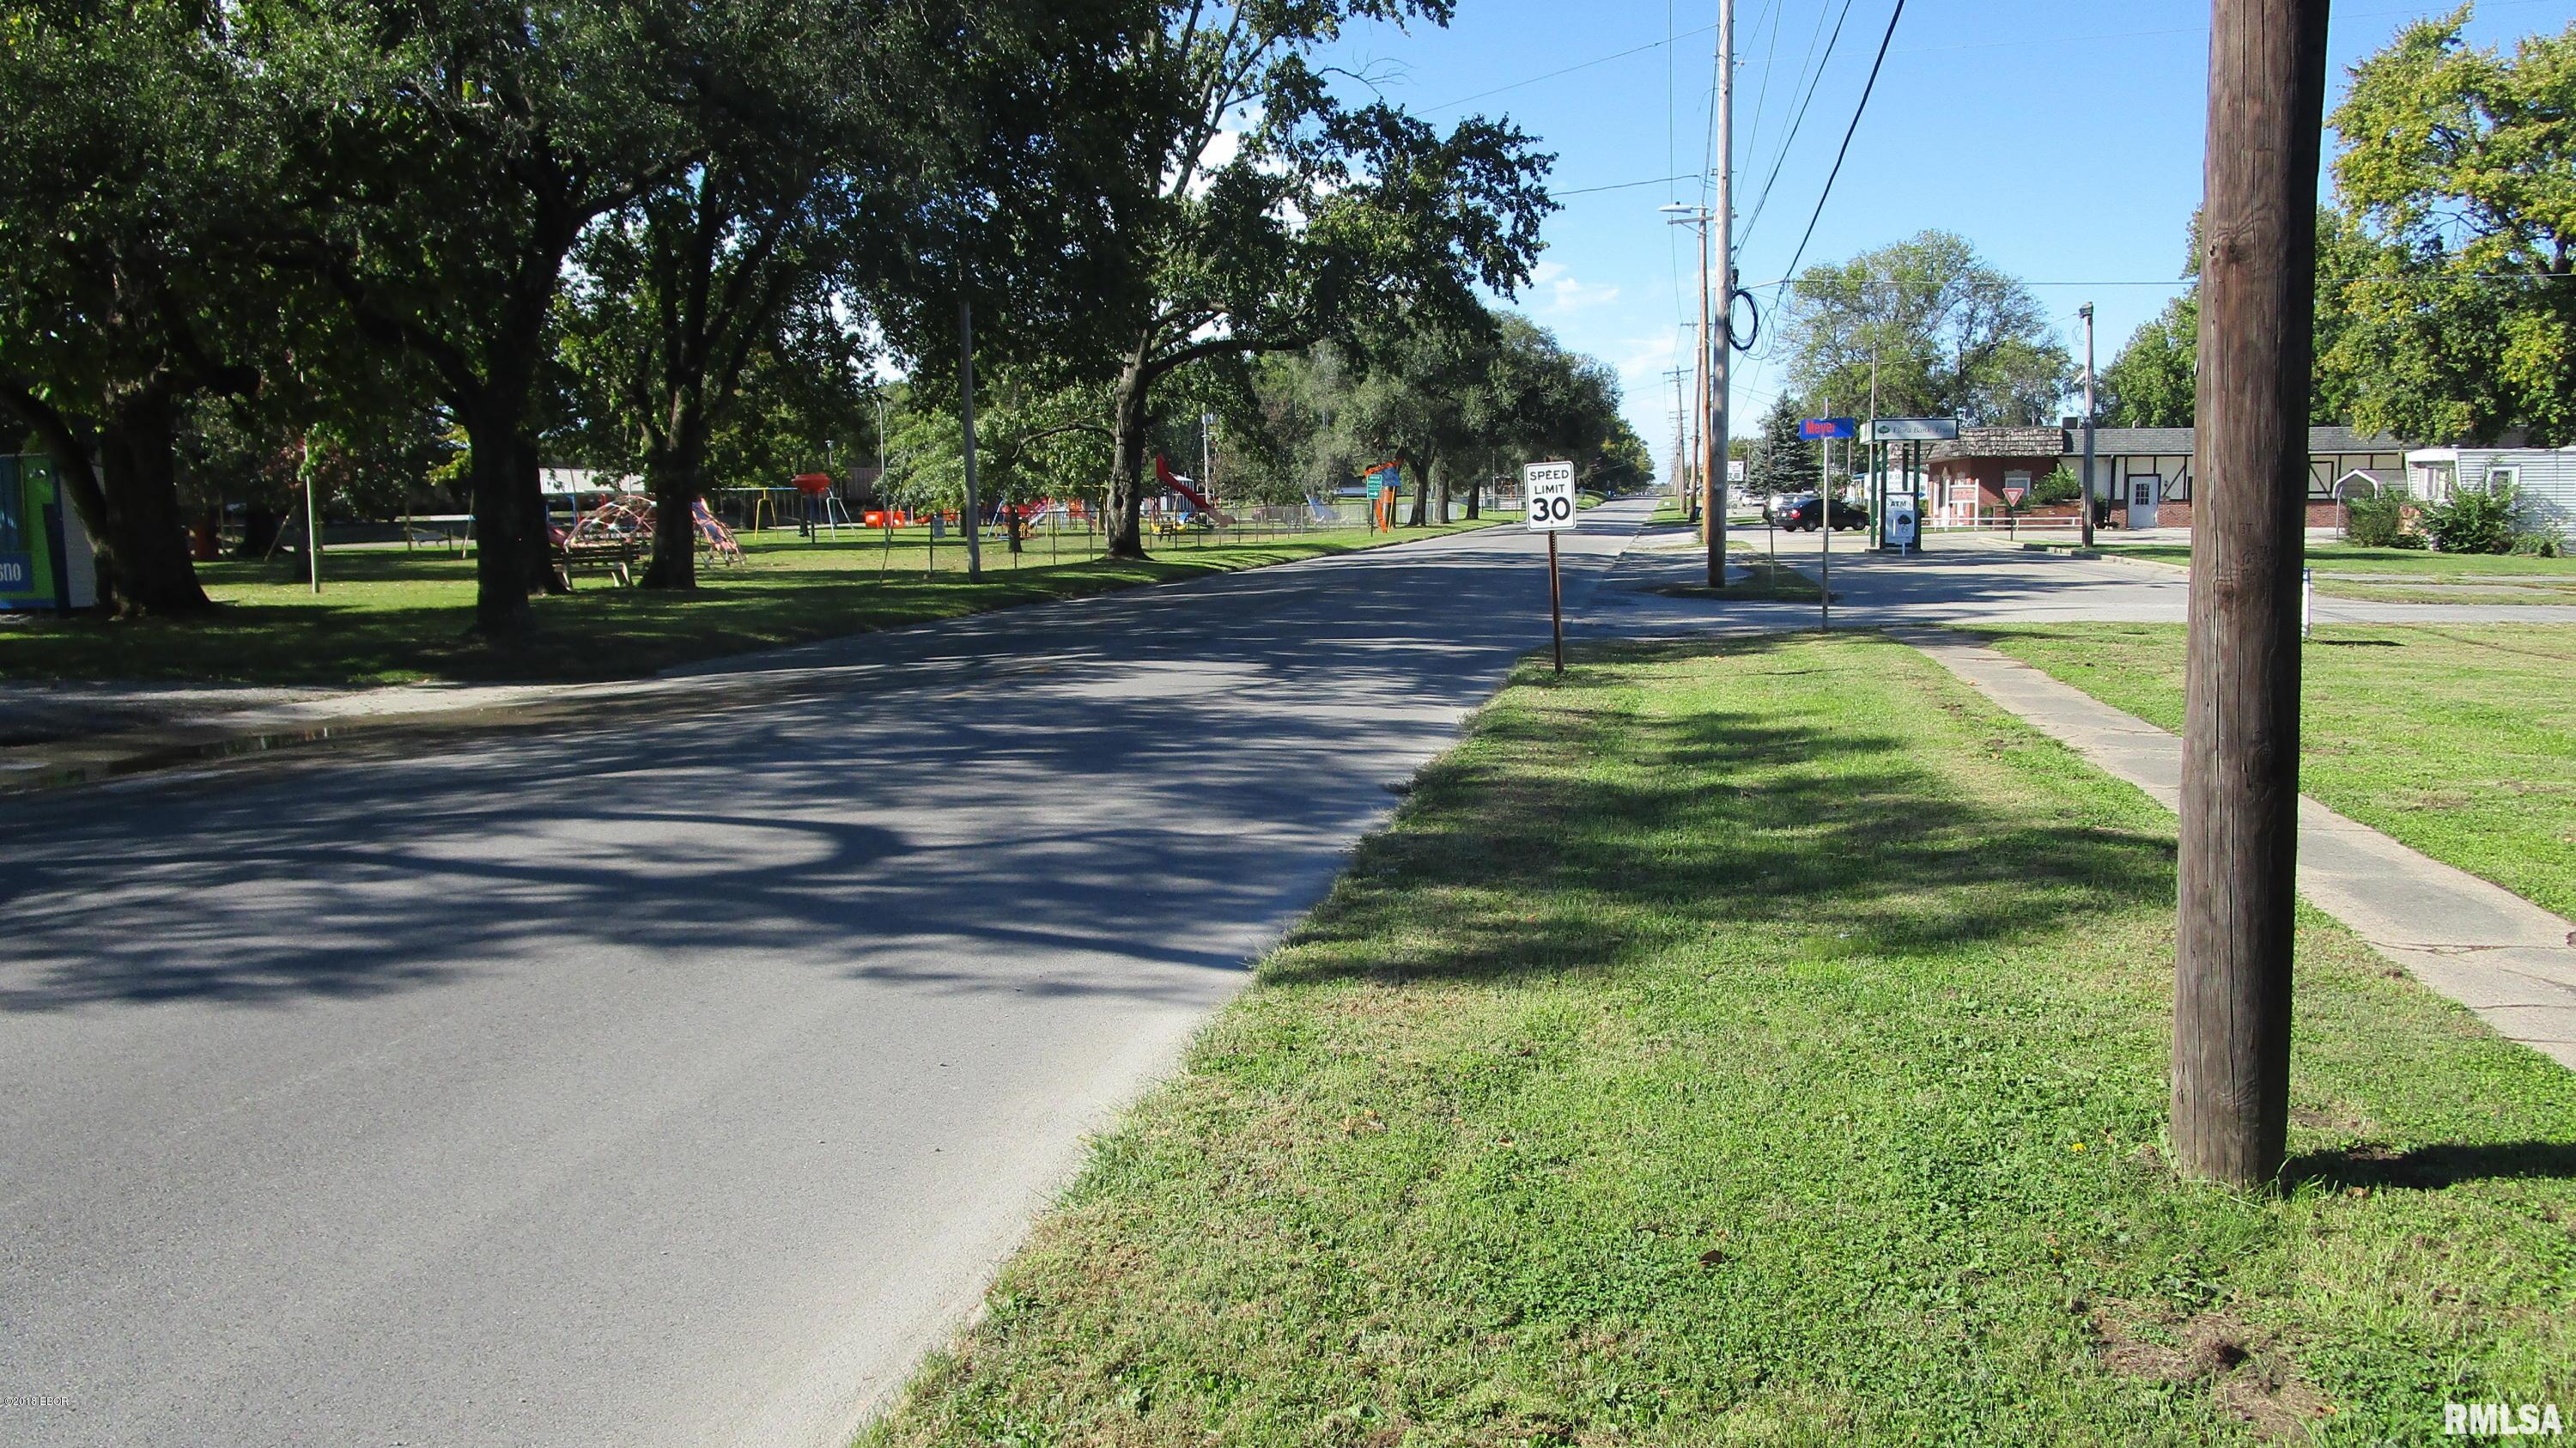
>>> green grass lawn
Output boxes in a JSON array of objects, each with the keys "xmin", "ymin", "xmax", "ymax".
[
  {"xmin": 861, "ymin": 634, "xmax": 2576, "ymax": 1446},
  {"xmin": 0, "ymin": 520, "xmax": 1494, "ymax": 688},
  {"xmin": 1978, "ymin": 623, "xmax": 2576, "ymax": 921},
  {"xmin": 2067, "ymin": 543, "xmax": 2576, "ymax": 605}
]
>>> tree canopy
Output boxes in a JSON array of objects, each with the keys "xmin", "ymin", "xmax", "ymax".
[
  {"xmin": 2099, "ymin": 12, "xmax": 2575, "ymax": 443},
  {"xmin": 1777, "ymin": 231, "xmax": 2074, "ymax": 426}
]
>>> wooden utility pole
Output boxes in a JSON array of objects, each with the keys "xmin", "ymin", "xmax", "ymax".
[
  {"xmin": 2172, "ymin": 0, "xmax": 2330, "ymax": 1188},
  {"xmin": 1694, "ymin": 224, "xmax": 1711, "ymax": 548},
  {"xmin": 1707, "ymin": 0, "xmax": 1735, "ymax": 590},
  {"xmin": 1664, "ymin": 367, "xmax": 1694, "ymax": 520}
]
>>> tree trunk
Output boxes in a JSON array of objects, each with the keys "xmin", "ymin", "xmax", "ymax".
[
  {"xmin": 1103, "ymin": 361, "xmax": 1151, "ymax": 559},
  {"xmin": 515, "ymin": 438, "xmax": 567, "ymax": 595},
  {"xmin": 641, "ymin": 399, "xmax": 709, "ymax": 590},
  {"xmin": 236, "ymin": 507, "xmax": 281, "ymax": 557},
  {"xmin": 4, "ymin": 376, "xmax": 209, "ymax": 616},
  {"xmin": 1404, "ymin": 453, "xmax": 1429, "ymax": 527},
  {"xmin": 93, "ymin": 382, "xmax": 212, "ymax": 617},
  {"xmin": 1465, "ymin": 472, "xmax": 1481, "ymax": 520},
  {"xmin": 458, "ymin": 394, "xmax": 535, "ymax": 636},
  {"xmin": 1434, "ymin": 454, "xmax": 1452, "ymax": 524}
]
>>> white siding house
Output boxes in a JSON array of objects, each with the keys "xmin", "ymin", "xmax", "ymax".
[{"xmin": 2404, "ymin": 447, "xmax": 2576, "ymax": 534}]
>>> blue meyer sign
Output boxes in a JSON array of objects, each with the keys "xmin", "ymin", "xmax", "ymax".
[{"xmin": 1800, "ymin": 417, "xmax": 1858, "ymax": 440}]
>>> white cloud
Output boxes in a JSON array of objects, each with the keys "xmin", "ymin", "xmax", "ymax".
[{"xmin": 1531, "ymin": 259, "xmax": 1619, "ymax": 313}]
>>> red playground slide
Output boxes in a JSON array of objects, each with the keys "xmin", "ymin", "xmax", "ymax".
[{"xmin": 1153, "ymin": 454, "xmax": 1233, "ymax": 524}]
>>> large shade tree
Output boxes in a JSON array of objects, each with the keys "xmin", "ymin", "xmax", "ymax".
[
  {"xmin": 2097, "ymin": 210, "xmax": 2378, "ymax": 428},
  {"xmin": 1071, "ymin": 0, "xmax": 1554, "ymax": 558},
  {"xmin": 264, "ymin": 0, "xmax": 695, "ymax": 635},
  {"xmin": 0, "ymin": 1, "xmax": 270, "ymax": 614},
  {"xmin": 1779, "ymin": 231, "xmax": 2074, "ymax": 425},
  {"xmin": 2326, "ymin": 9, "xmax": 2575, "ymax": 444},
  {"xmin": 556, "ymin": 0, "xmax": 1139, "ymax": 588}
]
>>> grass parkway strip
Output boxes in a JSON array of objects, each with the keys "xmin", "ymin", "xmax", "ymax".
[
  {"xmin": 860, "ymin": 633, "xmax": 2576, "ymax": 1446},
  {"xmin": 1974, "ymin": 624, "xmax": 2576, "ymax": 922},
  {"xmin": 0, "ymin": 521, "xmax": 1498, "ymax": 689},
  {"xmin": 2036, "ymin": 543, "xmax": 2576, "ymax": 605}
]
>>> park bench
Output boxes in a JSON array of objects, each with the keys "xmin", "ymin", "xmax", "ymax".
[{"xmin": 553, "ymin": 535, "xmax": 641, "ymax": 589}]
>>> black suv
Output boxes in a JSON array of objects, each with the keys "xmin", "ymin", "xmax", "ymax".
[{"xmin": 1776, "ymin": 495, "xmax": 1868, "ymax": 532}]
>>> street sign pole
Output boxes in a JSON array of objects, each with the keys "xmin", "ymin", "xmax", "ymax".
[
  {"xmin": 1820, "ymin": 418, "xmax": 1832, "ymax": 633},
  {"xmin": 1523, "ymin": 459, "xmax": 1577, "ymax": 673},
  {"xmin": 1547, "ymin": 530, "xmax": 1564, "ymax": 672},
  {"xmin": 1801, "ymin": 415, "xmax": 1859, "ymax": 630}
]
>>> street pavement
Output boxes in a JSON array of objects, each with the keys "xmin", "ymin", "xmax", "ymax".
[
  {"xmin": 0, "ymin": 500, "xmax": 1649, "ymax": 1448},
  {"xmin": 1584, "ymin": 522, "xmax": 2576, "ymax": 633}
]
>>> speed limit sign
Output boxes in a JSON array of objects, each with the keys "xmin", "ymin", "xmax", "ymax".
[
  {"xmin": 1523, "ymin": 460, "xmax": 1577, "ymax": 531},
  {"xmin": 1522, "ymin": 459, "xmax": 1578, "ymax": 673}
]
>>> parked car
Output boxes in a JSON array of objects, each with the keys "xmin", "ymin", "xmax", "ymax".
[{"xmin": 1775, "ymin": 495, "xmax": 1868, "ymax": 532}]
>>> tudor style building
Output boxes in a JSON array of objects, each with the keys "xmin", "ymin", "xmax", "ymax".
[{"xmin": 1921, "ymin": 424, "xmax": 2410, "ymax": 529}]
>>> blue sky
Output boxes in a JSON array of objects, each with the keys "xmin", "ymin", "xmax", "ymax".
[{"xmin": 1310, "ymin": 0, "xmax": 2576, "ymax": 473}]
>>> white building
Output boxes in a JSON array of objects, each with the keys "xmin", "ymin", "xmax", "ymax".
[{"xmin": 2403, "ymin": 447, "xmax": 2576, "ymax": 534}]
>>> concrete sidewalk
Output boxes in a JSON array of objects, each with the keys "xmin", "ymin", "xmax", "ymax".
[{"xmin": 1901, "ymin": 627, "xmax": 2576, "ymax": 1070}]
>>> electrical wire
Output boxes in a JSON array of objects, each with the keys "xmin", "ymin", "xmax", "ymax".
[
  {"xmin": 1776, "ymin": 0, "xmax": 1906, "ymax": 287},
  {"xmin": 1738, "ymin": 0, "xmax": 1859, "ymax": 251}
]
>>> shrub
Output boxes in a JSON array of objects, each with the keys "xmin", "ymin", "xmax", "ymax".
[
  {"xmin": 2421, "ymin": 483, "xmax": 2522, "ymax": 555},
  {"xmin": 2342, "ymin": 489, "xmax": 2412, "ymax": 548},
  {"xmin": 2027, "ymin": 464, "xmax": 2082, "ymax": 508},
  {"xmin": 2511, "ymin": 525, "xmax": 2564, "ymax": 558}
]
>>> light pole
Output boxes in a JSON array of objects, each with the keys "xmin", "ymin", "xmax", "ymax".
[
  {"xmin": 2079, "ymin": 302, "xmax": 2099, "ymax": 549},
  {"xmin": 957, "ymin": 297, "xmax": 982, "ymax": 578}
]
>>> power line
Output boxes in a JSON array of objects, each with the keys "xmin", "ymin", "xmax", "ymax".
[
  {"xmin": 1425, "ymin": 26, "xmax": 1711, "ymax": 113},
  {"xmin": 1776, "ymin": 0, "xmax": 1907, "ymax": 286},
  {"xmin": 1739, "ymin": 0, "xmax": 1858, "ymax": 251},
  {"xmin": 1558, "ymin": 171, "xmax": 1703, "ymax": 198}
]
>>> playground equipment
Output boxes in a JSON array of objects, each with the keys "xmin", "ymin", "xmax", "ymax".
[
  {"xmin": 563, "ymin": 493, "xmax": 744, "ymax": 567},
  {"xmin": 569, "ymin": 494, "xmax": 654, "ymax": 545},
  {"xmin": 1152, "ymin": 454, "xmax": 1232, "ymax": 525},
  {"xmin": 1362, "ymin": 460, "xmax": 1401, "ymax": 531},
  {"xmin": 690, "ymin": 498, "xmax": 746, "ymax": 564},
  {"xmin": 791, "ymin": 472, "xmax": 855, "ymax": 537}
]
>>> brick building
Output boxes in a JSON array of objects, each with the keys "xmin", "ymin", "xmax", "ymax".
[{"xmin": 1923, "ymin": 424, "xmax": 2409, "ymax": 528}]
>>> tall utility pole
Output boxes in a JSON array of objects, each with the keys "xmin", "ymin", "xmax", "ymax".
[
  {"xmin": 2173, "ymin": 0, "xmax": 2330, "ymax": 1189},
  {"xmin": 1662, "ymin": 209, "xmax": 1713, "ymax": 534},
  {"xmin": 2080, "ymin": 303, "xmax": 2099, "ymax": 549},
  {"xmin": 1708, "ymin": 0, "xmax": 1735, "ymax": 590},
  {"xmin": 957, "ymin": 298, "xmax": 983, "ymax": 578},
  {"xmin": 1694, "ymin": 228, "xmax": 1711, "ymax": 546},
  {"xmin": 1663, "ymin": 367, "xmax": 1693, "ymax": 519}
]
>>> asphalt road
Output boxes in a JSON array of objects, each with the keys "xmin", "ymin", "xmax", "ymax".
[
  {"xmin": 1585, "ymin": 521, "xmax": 2576, "ymax": 632},
  {"xmin": 0, "ymin": 500, "xmax": 1649, "ymax": 1448}
]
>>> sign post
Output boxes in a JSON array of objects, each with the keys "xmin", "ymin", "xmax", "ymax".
[
  {"xmin": 1523, "ymin": 460, "xmax": 1577, "ymax": 672},
  {"xmin": 1801, "ymin": 419, "xmax": 1855, "ymax": 632}
]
